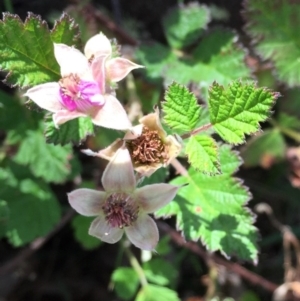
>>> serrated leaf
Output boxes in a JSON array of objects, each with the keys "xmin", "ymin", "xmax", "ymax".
[
  {"xmin": 163, "ymin": 3, "xmax": 210, "ymax": 49},
  {"xmin": 13, "ymin": 127, "xmax": 73, "ymax": 183},
  {"xmin": 241, "ymin": 129, "xmax": 286, "ymax": 168},
  {"xmin": 44, "ymin": 115, "xmax": 94, "ymax": 145},
  {"xmin": 0, "ymin": 162, "xmax": 61, "ymax": 246},
  {"xmin": 112, "ymin": 267, "xmax": 139, "ymax": 301},
  {"xmin": 185, "ymin": 135, "xmax": 220, "ymax": 174},
  {"xmin": 136, "ymin": 285, "xmax": 180, "ymax": 301},
  {"xmin": 71, "ymin": 215, "xmax": 102, "ymax": 250},
  {"xmin": 244, "ymin": 0, "xmax": 300, "ymax": 87},
  {"xmin": 208, "ymin": 81, "xmax": 277, "ymax": 144},
  {"xmin": 156, "ymin": 145, "xmax": 258, "ymax": 262},
  {"xmin": 163, "ymin": 83, "xmax": 202, "ymax": 132},
  {"xmin": 0, "ymin": 200, "xmax": 9, "ymax": 238}
]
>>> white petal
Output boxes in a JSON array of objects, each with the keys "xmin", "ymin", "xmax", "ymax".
[
  {"xmin": 102, "ymin": 146, "xmax": 136, "ymax": 193},
  {"xmin": 54, "ymin": 43, "xmax": 89, "ymax": 77},
  {"xmin": 134, "ymin": 184, "xmax": 179, "ymax": 213},
  {"xmin": 124, "ymin": 124, "xmax": 143, "ymax": 140},
  {"xmin": 25, "ymin": 82, "xmax": 62, "ymax": 112},
  {"xmin": 91, "ymin": 55, "xmax": 108, "ymax": 92},
  {"xmin": 84, "ymin": 33, "xmax": 112, "ymax": 59},
  {"xmin": 53, "ymin": 110, "xmax": 87, "ymax": 127},
  {"xmin": 68, "ymin": 188, "xmax": 107, "ymax": 216},
  {"xmin": 125, "ymin": 214, "xmax": 159, "ymax": 250},
  {"xmin": 89, "ymin": 216, "xmax": 123, "ymax": 244},
  {"xmin": 91, "ymin": 95, "xmax": 132, "ymax": 130},
  {"xmin": 107, "ymin": 58, "xmax": 144, "ymax": 82}
]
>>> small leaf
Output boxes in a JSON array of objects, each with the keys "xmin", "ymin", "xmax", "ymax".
[
  {"xmin": 156, "ymin": 145, "xmax": 258, "ymax": 262},
  {"xmin": 163, "ymin": 83, "xmax": 202, "ymax": 133},
  {"xmin": 71, "ymin": 216, "xmax": 102, "ymax": 250},
  {"xmin": 0, "ymin": 200, "xmax": 9, "ymax": 238},
  {"xmin": 112, "ymin": 267, "xmax": 139, "ymax": 300},
  {"xmin": 185, "ymin": 135, "xmax": 220, "ymax": 174},
  {"xmin": 44, "ymin": 115, "xmax": 94, "ymax": 145},
  {"xmin": 244, "ymin": 0, "xmax": 300, "ymax": 87},
  {"xmin": 136, "ymin": 285, "xmax": 180, "ymax": 301},
  {"xmin": 163, "ymin": 3, "xmax": 210, "ymax": 49},
  {"xmin": 208, "ymin": 81, "xmax": 278, "ymax": 144}
]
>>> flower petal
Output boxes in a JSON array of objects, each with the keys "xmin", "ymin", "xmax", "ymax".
[
  {"xmin": 54, "ymin": 43, "xmax": 89, "ymax": 77},
  {"xmin": 107, "ymin": 58, "xmax": 144, "ymax": 82},
  {"xmin": 25, "ymin": 82, "xmax": 62, "ymax": 112},
  {"xmin": 94, "ymin": 138, "xmax": 124, "ymax": 161},
  {"xmin": 91, "ymin": 55, "xmax": 107, "ymax": 92},
  {"xmin": 124, "ymin": 124, "xmax": 143, "ymax": 140},
  {"xmin": 68, "ymin": 188, "xmax": 106, "ymax": 216},
  {"xmin": 53, "ymin": 110, "xmax": 87, "ymax": 127},
  {"xmin": 89, "ymin": 216, "xmax": 124, "ymax": 244},
  {"xmin": 84, "ymin": 33, "xmax": 112, "ymax": 59},
  {"xmin": 125, "ymin": 214, "xmax": 159, "ymax": 250},
  {"xmin": 102, "ymin": 146, "xmax": 136, "ymax": 193},
  {"xmin": 134, "ymin": 184, "xmax": 179, "ymax": 213},
  {"xmin": 90, "ymin": 95, "xmax": 132, "ymax": 130},
  {"xmin": 139, "ymin": 110, "xmax": 166, "ymax": 138}
]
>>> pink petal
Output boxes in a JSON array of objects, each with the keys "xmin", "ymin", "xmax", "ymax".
[
  {"xmin": 25, "ymin": 82, "xmax": 62, "ymax": 112},
  {"xmin": 125, "ymin": 214, "xmax": 159, "ymax": 250},
  {"xmin": 102, "ymin": 146, "xmax": 136, "ymax": 193},
  {"xmin": 134, "ymin": 184, "xmax": 179, "ymax": 213},
  {"xmin": 53, "ymin": 110, "xmax": 87, "ymax": 127},
  {"xmin": 90, "ymin": 95, "xmax": 132, "ymax": 130},
  {"xmin": 68, "ymin": 188, "xmax": 107, "ymax": 216},
  {"xmin": 89, "ymin": 216, "xmax": 124, "ymax": 244},
  {"xmin": 91, "ymin": 55, "xmax": 108, "ymax": 92},
  {"xmin": 54, "ymin": 43, "xmax": 89, "ymax": 77},
  {"xmin": 107, "ymin": 58, "xmax": 144, "ymax": 82},
  {"xmin": 84, "ymin": 33, "xmax": 112, "ymax": 59}
]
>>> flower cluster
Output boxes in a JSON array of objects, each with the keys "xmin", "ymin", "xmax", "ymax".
[{"xmin": 26, "ymin": 33, "xmax": 182, "ymax": 250}]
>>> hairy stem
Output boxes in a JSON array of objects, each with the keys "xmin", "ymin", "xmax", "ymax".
[{"xmin": 180, "ymin": 123, "xmax": 212, "ymax": 140}]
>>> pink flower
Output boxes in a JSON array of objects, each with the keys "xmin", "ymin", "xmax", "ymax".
[
  {"xmin": 68, "ymin": 146, "xmax": 179, "ymax": 250},
  {"xmin": 25, "ymin": 33, "xmax": 142, "ymax": 129}
]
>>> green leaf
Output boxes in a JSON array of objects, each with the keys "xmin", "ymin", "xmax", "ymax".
[
  {"xmin": 0, "ymin": 162, "xmax": 61, "ymax": 246},
  {"xmin": 208, "ymin": 81, "xmax": 278, "ymax": 144},
  {"xmin": 0, "ymin": 13, "xmax": 60, "ymax": 87},
  {"xmin": 71, "ymin": 216, "xmax": 102, "ymax": 250},
  {"xmin": 136, "ymin": 285, "xmax": 179, "ymax": 301},
  {"xmin": 163, "ymin": 3, "xmax": 210, "ymax": 49},
  {"xmin": 0, "ymin": 200, "xmax": 9, "ymax": 238},
  {"xmin": 241, "ymin": 130, "xmax": 286, "ymax": 168},
  {"xmin": 44, "ymin": 116, "xmax": 94, "ymax": 145},
  {"xmin": 244, "ymin": 0, "xmax": 300, "ymax": 87},
  {"xmin": 185, "ymin": 135, "xmax": 220, "ymax": 174},
  {"xmin": 140, "ymin": 168, "xmax": 168, "ymax": 186},
  {"xmin": 277, "ymin": 113, "xmax": 300, "ymax": 131},
  {"xmin": 156, "ymin": 145, "xmax": 258, "ymax": 262},
  {"xmin": 163, "ymin": 83, "xmax": 202, "ymax": 132},
  {"xmin": 143, "ymin": 258, "xmax": 178, "ymax": 286},
  {"xmin": 13, "ymin": 127, "xmax": 73, "ymax": 183},
  {"xmin": 112, "ymin": 267, "xmax": 139, "ymax": 301}
]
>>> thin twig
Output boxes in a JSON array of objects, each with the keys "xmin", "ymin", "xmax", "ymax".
[
  {"xmin": 0, "ymin": 209, "xmax": 75, "ymax": 277},
  {"xmin": 180, "ymin": 123, "xmax": 213, "ymax": 140},
  {"xmin": 157, "ymin": 221, "xmax": 278, "ymax": 292}
]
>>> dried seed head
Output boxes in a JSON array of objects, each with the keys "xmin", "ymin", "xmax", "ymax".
[
  {"xmin": 102, "ymin": 193, "xmax": 139, "ymax": 228},
  {"xmin": 126, "ymin": 127, "xmax": 168, "ymax": 166}
]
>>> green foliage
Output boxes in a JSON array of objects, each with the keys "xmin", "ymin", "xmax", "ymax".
[
  {"xmin": 156, "ymin": 145, "xmax": 258, "ymax": 262},
  {"xmin": 140, "ymin": 168, "xmax": 168, "ymax": 186},
  {"xmin": 209, "ymin": 81, "xmax": 278, "ymax": 144},
  {"xmin": 163, "ymin": 83, "xmax": 202, "ymax": 133},
  {"xmin": 71, "ymin": 215, "xmax": 102, "ymax": 250},
  {"xmin": 163, "ymin": 3, "xmax": 210, "ymax": 49},
  {"xmin": 136, "ymin": 285, "xmax": 180, "ymax": 301},
  {"xmin": 45, "ymin": 116, "xmax": 94, "ymax": 145},
  {"xmin": 112, "ymin": 267, "xmax": 139, "ymax": 300},
  {"xmin": 244, "ymin": 0, "xmax": 300, "ymax": 87},
  {"xmin": 0, "ymin": 13, "xmax": 79, "ymax": 87},
  {"xmin": 0, "ymin": 161, "xmax": 61, "ymax": 246},
  {"xmin": 0, "ymin": 200, "xmax": 9, "ymax": 238},
  {"xmin": 185, "ymin": 135, "xmax": 220, "ymax": 174},
  {"xmin": 241, "ymin": 130, "xmax": 286, "ymax": 167}
]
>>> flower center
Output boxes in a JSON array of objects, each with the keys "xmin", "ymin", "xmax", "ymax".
[
  {"xmin": 126, "ymin": 127, "xmax": 168, "ymax": 166},
  {"xmin": 102, "ymin": 193, "xmax": 139, "ymax": 228},
  {"xmin": 59, "ymin": 74, "xmax": 104, "ymax": 112}
]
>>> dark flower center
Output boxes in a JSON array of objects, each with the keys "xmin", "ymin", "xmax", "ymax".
[
  {"xmin": 126, "ymin": 127, "xmax": 168, "ymax": 166},
  {"xmin": 102, "ymin": 193, "xmax": 139, "ymax": 228}
]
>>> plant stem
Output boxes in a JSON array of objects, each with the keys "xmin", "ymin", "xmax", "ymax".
[
  {"xmin": 4, "ymin": 0, "xmax": 13, "ymax": 13},
  {"xmin": 124, "ymin": 246, "xmax": 148, "ymax": 287},
  {"xmin": 180, "ymin": 123, "xmax": 212, "ymax": 139}
]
